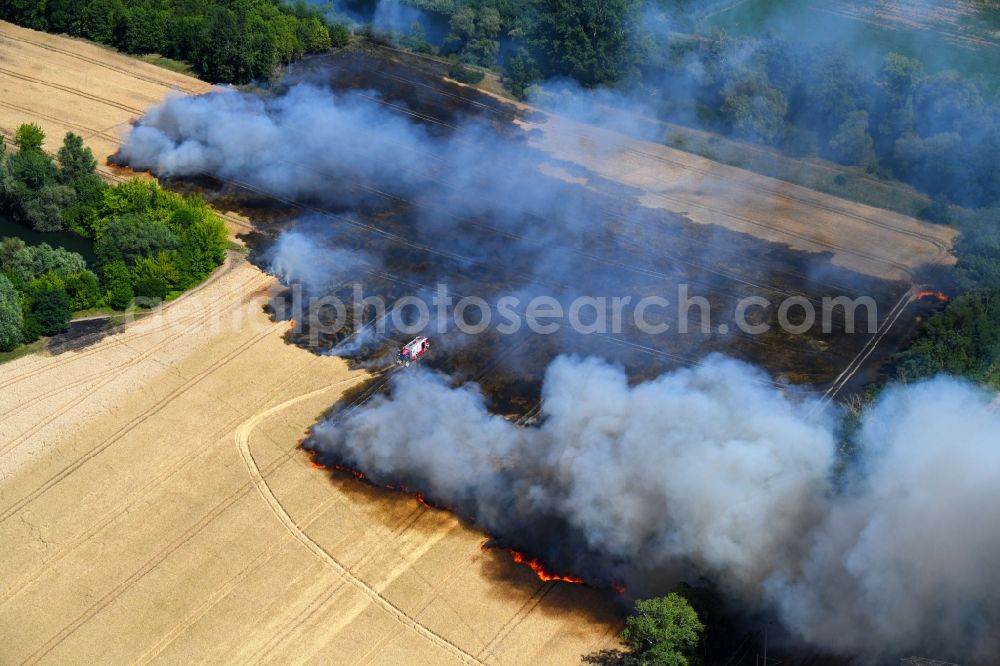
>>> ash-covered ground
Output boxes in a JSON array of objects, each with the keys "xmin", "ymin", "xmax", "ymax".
[{"xmin": 159, "ymin": 46, "xmax": 940, "ymax": 419}]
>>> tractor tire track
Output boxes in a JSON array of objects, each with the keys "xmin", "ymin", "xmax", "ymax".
[
  {"xmin": 0, "ymin": 28, "xmax": 205, "ymax": 95},
  {"xmin": 132, "ymin": 461, "xmax": 357, "ymax": 664},
  {"xmin": 0, "ymin": 99, "xmax": 123, "ymax": 145},
  {"xmin": 17, "ymin": 323, "xmax": 291, "ymax": 664},
  {"xmin": 0, "ymin": 351, "xmax": 312, "ymax": 608},
  {"xmin": 477, "ymin": 581, "xmax": 556, "ymax": 663},
  {"xmin": 0, "ymin": 272, "xmax": 270, "ymax": 458},
  {"xmin": 0, "ymin": 319, "xmax": 281, "ymax": 524},
  {"xmin": 236, "ymin": 386, "xmax": 487, "ymax": 665},
  {"xmin": 0, "ymin": 66, "xmax": 145, "ymax": 115},
  {"xmin": 245, "ymin": 501, "xmax": 431, "ymax": 665}
]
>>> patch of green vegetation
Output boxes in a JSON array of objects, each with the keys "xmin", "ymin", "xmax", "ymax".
[
  {"xmin": 0, "ymin": 335, "xmax": 47, "ymax": 365},
  {"xmin": 226, "ymin": 239, "xmax": 247, "ymax": 253},
  {"xmin": 70, "ymin": 305, "xmax": 120, "ymax": 319},
  {"xmin": 137, "ymin": 53, "xmax": 196, "ymax": 77},
  {"xmin": 1, "ymin": 0, "xmax": 349, "ymax": 84},
  {"xmin": 584, "ymin": 592, "xmax": 704, "ymax": 666},
  {"xmin": 0, "ymin": 124, "xmax": 227, "ymax": 358},
  {"xmin": 447, "ymin": 62, "xmax": 485, "ymax": 84},
  {"xmin": 659, "ymin": 125, "xmax": 931, "ymax": 218}
]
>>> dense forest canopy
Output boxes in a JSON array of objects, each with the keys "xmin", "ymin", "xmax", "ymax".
[{"xmin": 0, "ymin": 0, "xmax": 346, "ymax": 83}]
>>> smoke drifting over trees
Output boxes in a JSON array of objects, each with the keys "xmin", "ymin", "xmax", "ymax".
[
  {"xmin": 310, "ymin": 357, "xmax": 1000, "ymax": 662},
  {"xmin": 115, "ymin": 79, "xmax": 650, "ymax": 291},
  {"xmin": 116, "ymin": 84, "xmax": 434, "ymax": 203},
  {"xmin": 322, "ymin": 0, "xmax": 1000, "ymax": 207}
]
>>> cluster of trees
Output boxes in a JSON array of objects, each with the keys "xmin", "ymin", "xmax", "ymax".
[
  {"xmin": 641, "ymin": 35, "xmax": 1000, "ymax": 210},
  {"xmin": 585, "ymin": 592, "xmax": 704, "ymax": 666},
  {"xmin": 895, "ymin": 208, "xmax": 1000, "ymax": 390},
  {"xmin": 0, "ymin": 240, "xmax": 97, "ymax": 349},
  {"xmin": 360, "ymin": 0, "xmax": 642, "ymax": 93},
  {"xmin": 0, "ymin": 124, "xmax": 227, "ymax": 351},
  {"xmin": 355, "ymin": 0, "xmax": 999, "ymax": 209},
  {"xmin": 0, "ymin": 123, "xmax": 104, "ymax": 233},
  {"xmin": 0, "ymin": 0, "xmax": 349, "ymax": 83}
]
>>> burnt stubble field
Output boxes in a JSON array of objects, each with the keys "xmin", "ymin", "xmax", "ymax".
[{"xmin": 162, "ymin": 46, "xmax": 947, "ymax": 419}]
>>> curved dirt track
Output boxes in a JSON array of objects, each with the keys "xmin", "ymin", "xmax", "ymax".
[
  {"xmin": 235, "ymin": 386, "xmax": 486, "ymax": 666},
  {"xmin": 0, "ymin": 253, "xmax": 620, "ymax": 664}
]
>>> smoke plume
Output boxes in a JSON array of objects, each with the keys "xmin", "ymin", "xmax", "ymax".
[
  {"xmin": 118, "ymin": 82, "xmax": 606, "ymax": 249},
  {"xmin": 116, "ymin": 84, "xmax": 433, "ymax": 203},
  {"xmin": 311, "ymin": 357, "xmax": 1000, "ymax": 661},
  {"xmin": 766, "ymin": 377, "xmax": 1000, "ymax": 659},
  {"xmin": 267, "ymin": 226, "xmax": 374, "ymax": 295}
]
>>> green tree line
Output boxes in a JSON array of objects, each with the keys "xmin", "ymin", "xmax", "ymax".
[
  {"xmin": 0, "ymin": 0, "xmax": 349, "ymax": 83},
  {"xmin": 350, "ymin": 0, "xmax": 999, "ymax": 210},
  {"xmin": 0, "ymin": 123, "xmax": 227, "ymax": 351},
  {"xmin": 894, "ymin": 207, "xmax": 1000, "ymax": 390}
]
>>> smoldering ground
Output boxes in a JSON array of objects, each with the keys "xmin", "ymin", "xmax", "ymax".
[
  {"xmin": 115, "ymin": 47, "xmax": 970, "ymax": 663},
  {"xmin": 116, "ymin": 53, "xmax": 911, "ymax": 390}
]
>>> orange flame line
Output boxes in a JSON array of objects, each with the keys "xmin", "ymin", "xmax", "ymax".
[
  {"xmin": 916, "ymin": 290, "xmax": 950, "ymax": 303},
  {"xmin": 308, "ymin": 465, "xmax": 591, "ymax": 586},
  {"xmin": 480, "ymin": 541, "xmax": 585, "ymax": 584}
]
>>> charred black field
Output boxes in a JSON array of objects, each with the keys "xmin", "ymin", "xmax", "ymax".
[{"xmin": 156, "ymin": 45, "xmax": 945, "ymax": 419}]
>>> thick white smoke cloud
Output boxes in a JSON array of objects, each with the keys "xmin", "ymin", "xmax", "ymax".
[
  {"xmin": 311, "ymin": 357, "xmax": 1000, "ymax": 661},
  {"xmin": 117, "ymin": 81, "xmax": 604, "ymax": 251},
  {"xmin": 766, "ymin": 378, "xmax": 1000, "ymax": 660},
  {"xmin": 117, "ymin": 84, "xmax": 431, "ymax": 200},
  {"xmin": 267, "ymin": 227, "xmax": 373, "ymax": 294}
]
